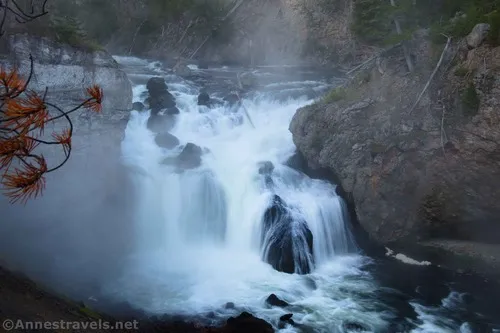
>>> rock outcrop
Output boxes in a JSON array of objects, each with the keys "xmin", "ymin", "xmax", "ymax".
[
  {"xmin": 290, "ymin": 29, "xmax": 500, "ymax": 276},
  {"xmin": 0, "ymin": 33, "xmax": 132, "ymax": 129}
]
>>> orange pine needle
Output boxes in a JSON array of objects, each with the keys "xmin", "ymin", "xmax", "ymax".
[
  {"xmin": 3, "ymin": 91, "xmax": 49, "ymax": 134},
  {"xmin": 1, "ymin": 155, "xmax": 47, "ymax": 204},
  {"xmin": 0, "ymin": 67, "xmax": 25, "ymax": 94},
  {"xmin": 84, "ymin": 85, "xmax": 103, "ymax": 113},
  {"xmin": 52, "ymin": 128, "xmax": 71, "ymax": 154}
]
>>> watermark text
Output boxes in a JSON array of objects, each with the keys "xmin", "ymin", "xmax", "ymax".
[{"xmin": 2, "ymin": 319, "xmax": 139, "ymax": 331}]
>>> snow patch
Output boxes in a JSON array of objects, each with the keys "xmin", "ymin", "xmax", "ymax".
[{"xmin": 385, "ymin": 247, "xmax": 432, "ymax": 266}]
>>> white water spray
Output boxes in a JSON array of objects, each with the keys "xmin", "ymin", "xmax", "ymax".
[{"xmin": 102, "ymin": 57, "xmax": 481, "ymax": 333}]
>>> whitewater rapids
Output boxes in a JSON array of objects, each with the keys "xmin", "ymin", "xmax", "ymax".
[{"xmin": 101, "ymin": 56, "xmax": 492, "ymax": 333}]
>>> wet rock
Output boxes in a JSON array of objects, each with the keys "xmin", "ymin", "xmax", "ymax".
[
  {"xmin": 198, "ymin": 92, "xmax": 211, "ymax": 107},
  {"xmin": 265, "ymin": 294, "xmax": 289, "ymax": 308},
  {"xmin": 224, "ymin": 302, "xmax": 235, "ymax": 309},
  {"xmin": 146, "ymin": 77, "xmax": 168, "ymax": 96},
  {"xmin": 164, "ymin": 107, "xmax": 180, "ymax": 115},
  {"xmin": 147, "ymin": 114, "xmax": 176, "ymax": 133},
  {"xmin": 145, "ymin": 77, "xmax": 177, "ymax": 114},
  {"xmin": 149, "ymin": 92, "xmax": 176, "ymax": 113},
  {"xmin": 224, "ymin": 93, "xmax": 240, "ymax": 107},
  {"xmin": 279, "ymin": 313, "xmax": 293, "ymax": 321},
  {"xmin": 225, "ymin": 312, "xmax": 274, "ymax": 333},
  {"xmin": 343, "ymin": 321, "xmax": 369, "ymax": 332},
  {"xmin": 258, "ymin": 161, "xmax": 274, "ymax": 175},
  {"xmin": 466, "ymin": 23, "xmax": 490, "ymax": 49},
  {"xmin": 261, "ymin": 195, "xmax": 314, "ymax": 274},
  {"xmin": 177, "ymin": 143, "xmax": 204, "ymax": 169},
  {"xmin": 155, "ymin": 132, "xmax": 180, "ymax": 149},
  {"xmin": 132, "ymin": 101, "xmax": 144, "ymax": 111},
  {"xmin": 173, "ymin": 63, "xmax": 192, "ymax": 77}
]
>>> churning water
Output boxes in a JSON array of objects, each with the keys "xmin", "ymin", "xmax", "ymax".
[{"xmin": 103, "ymin": 56, "xmax": 500, "ymax": 333}]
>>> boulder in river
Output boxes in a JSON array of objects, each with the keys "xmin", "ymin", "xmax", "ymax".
[
  {"xmin": 155, "ymin": 132, "xmax": 180, "ymax": 149},
  {"xmin": 177, "ymin": 143, "xmax": 203, "ymax": 169},
  {"xmin": 161, "ymin": 143, "xmax": 204, "ymax": 171},
  {"xmin": 146, "ymin": 77, "xmax": 168, "ymax": 96},
  {"xmin": 147, "ymin": 114, "xmax": 177, "ymax": 133},
  {"xmin": 147, "ymin": 91, "xmax": 176, "ymax": 113},
  {"xmin": 132, "ymin": 101, "xmax": 144, "ymax": 111},
  {"xmin": 146, "ymin": 77, "xmax": 177, "ymax": 114},
  {"xmin": 261, "ymin": 195, "xmax": 314, "ymax": 274},
  {"xmin": 197, "ymin": 92, "xmax": 211, "ymax": 107},
  {"xmin": 225, "ymin": 312, "xmax": 274, "ymax": 333},
  {"xmin": 265, "ymin": 294, "xmax": 289, "ymax": 307}
]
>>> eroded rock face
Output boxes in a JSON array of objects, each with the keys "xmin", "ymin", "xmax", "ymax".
[
  {"xmin": 289, "ymin": 34, "xmax": 500, "ymax": 270},
  {"xmin": 261, "ymin": 195, "xmax": 314, "ymax": 274},
  {"xmin": 1, "ymin": 33, "xmax": 133, "ymax": 131}
]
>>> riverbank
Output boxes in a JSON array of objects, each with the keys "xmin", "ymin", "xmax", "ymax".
[{"xmin": 0, "ymin": 266, "xmax": 275, "ymax": 333}]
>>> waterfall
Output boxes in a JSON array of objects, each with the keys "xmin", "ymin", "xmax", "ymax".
[{"xmin": 102, "ymin": 57, "xmax": 487, "ymax": 333}]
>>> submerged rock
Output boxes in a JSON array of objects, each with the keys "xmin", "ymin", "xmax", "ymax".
[
  {"xmin": 147, "ymin": 114, "xmax": 177, "ymax": 133},
  {"xmin": 224, "ymin": 302, "xmax": 235, "ymax": 309},
  {"xmin": 224, "ymin": 93, "xmax": 240, "ymax": 107},
  {"xmin": 343, "ymin": 321, "xmax": 369, "ymax": 332},
  {"xmin": 257, "ymin": 161, "xmax": 274, "ymax": 175},
  {"xmin": 265, "ymin": 294, "xmax": 289, "ymax": 308},
  {"xmin": 155, "ymin": 132, "xmax": 179, "ymax": 149},
  {"xmin": 261, "ymin": 195, "xmax": 314, "ymax": 274}
]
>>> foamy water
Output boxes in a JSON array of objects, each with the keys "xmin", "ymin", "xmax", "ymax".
[{"xmin": 101, "ymin": 56, "xmax": 492, "ymax": 333}]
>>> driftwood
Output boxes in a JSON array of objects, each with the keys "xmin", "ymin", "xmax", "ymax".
[
  {"xmin": 346, "ymin": 43, "xmax": 401, "ymax": 76},
  {"xmin": 409, "ymin": 36, "xmax": 452, "ymax": 114}
]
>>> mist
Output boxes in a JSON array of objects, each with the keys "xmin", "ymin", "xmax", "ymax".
[{"xmin": 0, "ymin": 128, "xmax": 135, "ymax": 304}]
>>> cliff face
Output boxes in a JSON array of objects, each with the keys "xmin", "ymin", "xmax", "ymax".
[
  {"xmin": 198, "ymin": 0, "xmax": 357, "ymax": 66},
  {"xmin": 2, "ymin": 33, "xmax": 132, "ymax": 128},
  {"xmin": 290, "ymin": 29, "xmax": 500, "ymax": 277},
  {"xmin": 197, "ymin": 0, "xmax": 355, "ymax": 66}
]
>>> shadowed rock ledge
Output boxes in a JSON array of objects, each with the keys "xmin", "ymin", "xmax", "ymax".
[{"xmin": 289, "ymin": 28, "xmax": 500, "ymax": 279}]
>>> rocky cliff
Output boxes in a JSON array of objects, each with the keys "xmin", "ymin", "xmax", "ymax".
[
  {"xmin": 200, "ymin": 0, "xmax": 357, "ymax": 66},
  {"xmin": 290, "ymin": 28, "xmax": 500, "ymax": 277}
]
